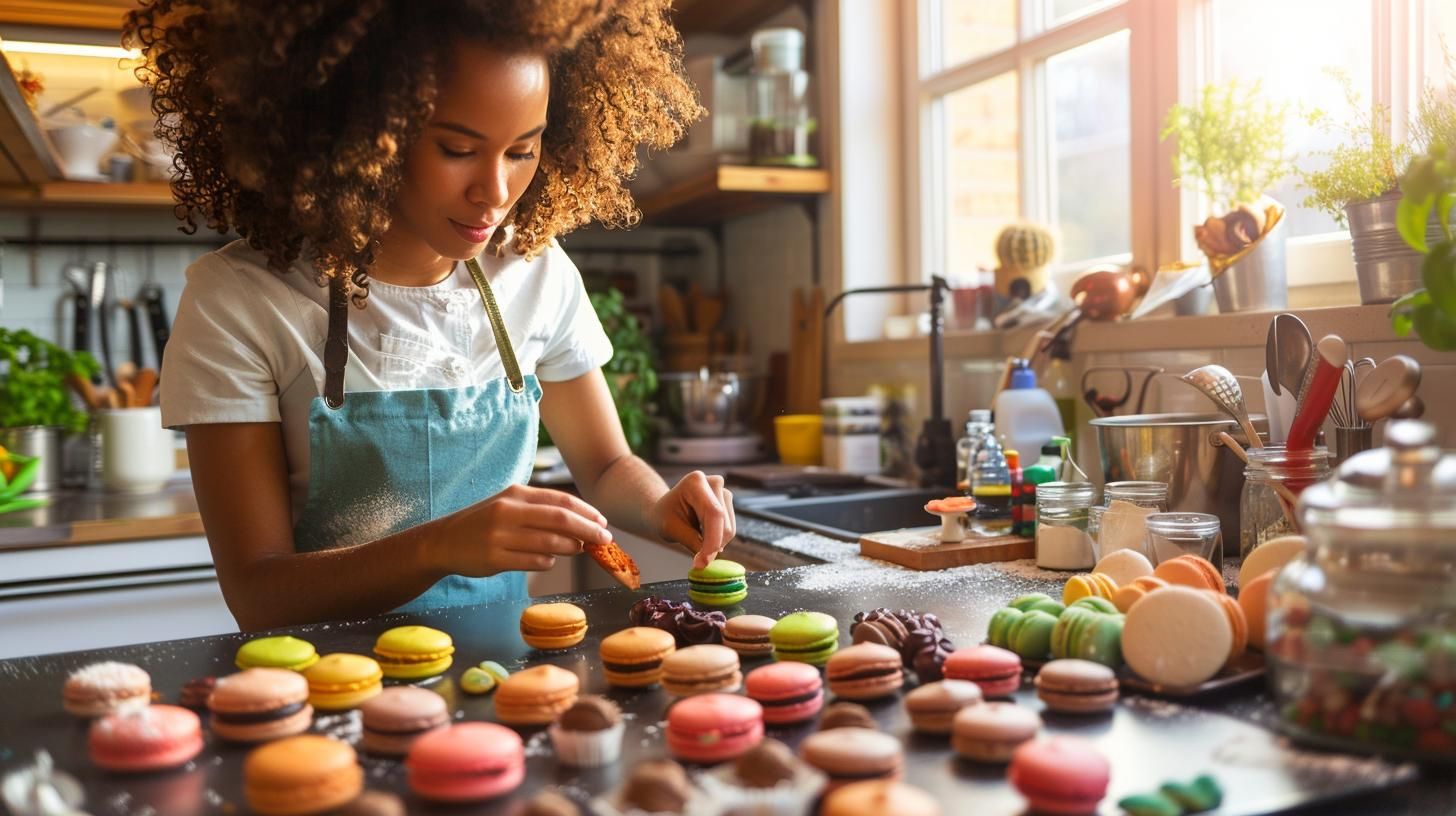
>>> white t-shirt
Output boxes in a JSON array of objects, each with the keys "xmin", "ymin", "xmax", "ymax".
[{"xmin": 160, "ymin": 239, "xmax": 613, "ymax": 521}]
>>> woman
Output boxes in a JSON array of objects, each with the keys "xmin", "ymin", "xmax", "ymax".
[{"xmin": 125, "ymin": 0, "xmax": 733, "ymax": 630}]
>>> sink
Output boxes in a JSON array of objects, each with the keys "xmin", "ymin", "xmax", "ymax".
[{"xmin": 737, "ymin": 487, "xmax": 948, "ymax": 542}]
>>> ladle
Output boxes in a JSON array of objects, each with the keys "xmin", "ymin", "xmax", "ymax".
[{"xmin": 1182, "ymin": 365, "xmax": 1264, "ymax": 448}]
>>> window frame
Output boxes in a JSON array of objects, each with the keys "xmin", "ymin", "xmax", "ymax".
[{"xmin": 899, "ymin": 0, "xmax": 1449, "ymax": 301}]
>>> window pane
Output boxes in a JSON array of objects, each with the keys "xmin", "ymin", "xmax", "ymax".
[
  {"xmin": 1212, "ymin": 0, "xmax": 1372, "ymax": 237},
  {"xmin": 942, "ymin": 71, "xmax": 1021, "ymax": 279},
  {"xmin": 1047, "ymin": 0, "xmax": 1118, "ymax": 28},
  {"xmin": 1047, "ymin": 30, "xmax": 1130, "ymax": 262},
  {"xmin": 938, "ymin": 0, "xmax": 1017, "ymax": 71},
  {"xmin": 1429, "ymin": 4, "xmax": 1456, "ymax": 97}
]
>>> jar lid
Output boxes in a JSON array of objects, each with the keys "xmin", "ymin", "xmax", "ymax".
[{"xmin": 1299, "ymin": 420, "xmax": 1456, "ymax": 534}]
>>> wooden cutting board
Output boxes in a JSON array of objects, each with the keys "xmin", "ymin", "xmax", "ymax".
[
  {"xmin": 786, "ymin": 286, "xmax": 824, "ymax": 414},
  {"xmin": 860, "ymin": 526, "xmax": 1035, "ymax": 570},
  {"xmin": 726, "ymin": 464, "xmax": 866, "ymax": 489}
]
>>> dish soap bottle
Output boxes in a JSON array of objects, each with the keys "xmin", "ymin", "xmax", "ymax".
[{"xmin": 992, "ymin": 359, "xmax": 1065, "ymax": 467}]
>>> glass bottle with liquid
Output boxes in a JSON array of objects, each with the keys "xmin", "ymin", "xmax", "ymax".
[
  {"xmin": 956, "ymin": 408, "xmax": 994, "ymax": 493},
  {"xmin": 748, "ymin": 28, "xmax": 817, "ymax": 167},
  {"xmin": 971, "ymin": 433, "xmax": 1012, "ymax": 528}
]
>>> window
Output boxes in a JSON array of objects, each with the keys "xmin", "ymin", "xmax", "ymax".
[{"xmin": 905, "ymin": 0, "xmax": 1456, "ymax": 297}]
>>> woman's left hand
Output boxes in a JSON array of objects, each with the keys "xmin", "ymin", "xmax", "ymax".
[{"xmin": 649, "ymin": 471, "xmax": 736, "ymax": 569}]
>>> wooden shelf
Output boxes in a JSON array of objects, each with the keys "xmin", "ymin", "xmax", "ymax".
[
  {"xmin": 0, "ymin": 0, "xmax": 133, "ymax": 29},
  {"xmin": 0, "ymin": 181, "xmax": 175, "ymax": 209},
  {"xmin": 637, "ymin": 164, "xmax": 829, "ymax": 225},
  {"xmin": 672, "ymin": 0, "xmax": 803, "ymax": 37}
]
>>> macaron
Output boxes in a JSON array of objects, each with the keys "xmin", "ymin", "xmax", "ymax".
[
  {"xmin": 903, "ymin": 679, "xmax": 983, "ymax": 734},
  {"xmin": 687, "ymin": 559, "xmax": 749, "ymax": 607},
  {"xmin": 208, "ymin": 668, "xmax": 314, "ymax": 743},
  {"xmin": 661, "ymin": 644, "xmax": 743, "ymax": 696},
  {"xmin": 236, "ymin": 635, "xmax": 320, "ymax": 672},
  {"xmin": 950, "ymin": 701, "xmax": 1041, "ymax": 762},
  {"xmin": 822, "ymin": 780, "xmax": 942, "ymax": 816},
  {"xmin": 304, "ymin": 653, "xmax": 383, "ymax": 711},
  {"xmin": 519, "ymin": 602, "xmax": 588, "ymax": 650},
  {"xmin": 1094, "ymin": 548, "xmax": 1154, "ymax": 586},
  {"xmin": 745, "ymin": 661, "xmax": 825, "ymax": 725},
  {"xmin": 1123, "ymin": 585, "xmax": 1233, "ymax": 688},
  {"xmin": 89, "ymin": 704, "xmax": 203, "ymax": 772},
  {"xmin": 63, "ymin": 661, "xmax": 151, "ymax": 718},
  {"xmin": 372, "ymin": 625, "xmax": 454, "ymax": 680},
  {"xmin": 1034, "ymin": 659, "xmax": 1119, "ymax": 714},
  {"xmin": 1009, "ymin": 593, "xmax": 1066, "ymax": 616},
  {"xmin": 769, "ymin": 611, "xmax": 840, "ymax": 665},
  {"xmin": 665, "ymin": 692, "xmax": 765, "ymax": 764},
  {"xmin": 1238, "ymin": 571, "xmax": 1274, "ymax": 650},
  {"xmin": 723, "ymin": 614, "xmax": 777, "ymax": 659},
  {"xmin": 1114, "ymin": 575, "xmax": 1170, "ymax": 613},
  {"xmin": 178, "ymin": 676, "xmax": 216, "ymax": 710},
  {"xmin": 1004, "ymin": 609, "xmax": 1058, "ymax": 660},
  {"xmin": 799, "ymin": 726, "xmax": 903, "ymax": 790},
  {"xmin": 244, "ymin": 734, "xmax": 362, "ymax": 815},
  {"xmin": 1205, "ymin": 589, "xmax": 1249, "ymax": 664},
  {"xmin": 818, "ymin": 701, "xmax": 879, "ymax": 731},
  {"xmin": 826, "ymin": 643, "xmax": 904, "ymax": 701},
  {"xmin": 407, "ymin": 722, "xmax": 524, "ymax": 801},
  {"xmin": 494, "ymin": 664, "xmax": 580, "ymax": 726},
  {"xmin": 1068, "ymin": 596, "xmax": 1119, "ymax": 615},
  {"xmin": 1238, "ymin": 534, "xmax": 1305, "ymax": 587},
  {"xmin": 1050, "ymin": 607, "xmax": 1125, "ymax": 668},
  {"xmin": 1062, "ymin": 572, "xmax": 1118, "ymax": 605},
  {"xmin": 943, "ymin": 645, "xmax": 1022, "ymax": 697},
  {"xmin": 600, "ymin": 626, "xmax": 678, "ymax": 688},
  {"xmin": 359, "ymin": 686, "xmax": 449, "ymax": 756},
  {"xmin": 1009, "ymin": 735, "xmax": 1110, "ymax": 815},
  {"xmin": 1153, "ymin": 554, "xmax": 1224, "ymax": 593},
  {"xmin": 460, "ymin": 660, "xmax": 510, "ymax": 695}
]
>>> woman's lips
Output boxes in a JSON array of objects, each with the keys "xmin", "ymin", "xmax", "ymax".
[{"xmin": 450, "ymin": 219, "xmax": 496, "ymax": 243}]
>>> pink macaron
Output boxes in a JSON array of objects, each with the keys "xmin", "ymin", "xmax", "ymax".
[
  {"xmin": 1008, "ymin": 736, "xmax": 1110, "ymax": 815},
  {"xmin": 745, "ymin": 661, "xmax": 825, "ymax": 725},
  {"xmin": 943, "ymin": 645, "xmax": 1023, "ymax": 697},
  {"xmin": 89, "ymin": 704, "xmax": 204, "ymax": 772},
  {"xmin": 406, "ymin": 722, "xmax": 524, "ymax": 802},
  {"xmin": 666, "ymin": 693, "xmax": 765, "ymax": 764}
]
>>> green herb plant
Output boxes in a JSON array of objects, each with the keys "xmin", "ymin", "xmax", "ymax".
[
  {"xmin": 1391, "ymin": 142, "xmax": 1456, "ymax": 350},
  {"xmin": 0, "ymin": 327, "xmax": 98, "ymax": 434},
  {"xmin": 1300, "ymin": 72, "xmax": 1411, "ymax": 226},
  {"xmin": 1161, "ymin": 79, "xmax": 1293, "ymax": 213}
]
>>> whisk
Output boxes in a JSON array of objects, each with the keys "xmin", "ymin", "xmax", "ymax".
[{"xmin": 1330, "ymin": 357, "xmax": 1375, "ymax": 429}]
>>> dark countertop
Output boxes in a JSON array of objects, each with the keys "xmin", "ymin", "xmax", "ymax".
[{"xmin": 0, "ymin": 561, "xmax": 1445, "ymax": 816}]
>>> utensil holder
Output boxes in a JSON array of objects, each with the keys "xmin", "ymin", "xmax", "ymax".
[
  {"xmin": 1334, "ymin": 425, "xmax": 1374, "ymax": 465},
  {"xmin": 1214, "ymin": 215, "xmax": 1288, "ymax": 313}
]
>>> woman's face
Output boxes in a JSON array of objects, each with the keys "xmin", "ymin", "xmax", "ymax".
[{"xmin": 390, "ymin": 42, "xmax": 548, "ymax": 260}]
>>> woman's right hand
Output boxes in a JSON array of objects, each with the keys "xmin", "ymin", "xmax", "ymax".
[{"xmin": 432, "ymin": 483, "xmax": 611, "ymax": 576}]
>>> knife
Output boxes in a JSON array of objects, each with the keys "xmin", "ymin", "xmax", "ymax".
[
  {"xmin": 139, "ymin": 282, "xmax": 170, "ymax": 366},
  {"xmin": 90, "ymin": 262, "xmax": 116, "ymax": 388}
]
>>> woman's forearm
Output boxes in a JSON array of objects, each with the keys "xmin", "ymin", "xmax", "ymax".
[{"xmin": 577, "ymin": 453, "xmax": 670, "ymax": 541}]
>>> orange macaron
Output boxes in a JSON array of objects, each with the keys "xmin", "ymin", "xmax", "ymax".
[
  {"xmin": 494, "ymin": 665, "xmax": 580, "ymax": 726},
  {"xmin": 519, "ymin": 603, "xmax": 588, "ymax": 651},
  {"xmin": 1113, "ymin": 576, "xmax": 1169, "ymax": 613},
  {"xmin": 1238, "ymin": 571, "xmax": 1274, "ymax": 650},
  {"xmin": 1153, "ymin": 555, "xmax": 1224, "ymax": 593},
  {"xmin": 1203, "ymin": 590, "xmax": 1248, "ymax": 665}
]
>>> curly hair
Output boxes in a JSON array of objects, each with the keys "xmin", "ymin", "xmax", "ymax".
[{"xmin": 123, "ymin": 0, "xmax": 703, "ymax": 303}]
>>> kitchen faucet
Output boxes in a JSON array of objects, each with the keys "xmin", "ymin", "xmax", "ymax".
[{"xmin": 822, "ymin": 275, "xmax": 956, "ymax": 488}]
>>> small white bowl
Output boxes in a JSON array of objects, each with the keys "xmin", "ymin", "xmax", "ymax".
[{"xmin": 46, "ymin": 123, "xmax": 118, "ymax": 180}]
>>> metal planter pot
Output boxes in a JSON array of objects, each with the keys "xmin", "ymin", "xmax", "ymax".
[
  {"xmin": 0, "ymin": 425, "xmax": 63, "ymax": 494},
  {"xmin": 1345, "ymin": 191, "xmax": 1446, "ymax": 305},
  {"xmin": 1213, "ymin": 214, "xmax": 1288, "ymax": 313}
]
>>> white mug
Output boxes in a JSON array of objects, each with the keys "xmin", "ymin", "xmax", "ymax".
[{"xmin": 100, "ymin": 407, "xmax": 174, "ymax": 493}]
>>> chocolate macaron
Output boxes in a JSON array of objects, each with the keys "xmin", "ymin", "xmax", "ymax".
[
  {"xmin": 209, "ymin": 668, "xmax": 314, "ymax": 743},
  {"xmin": 1034, "ymin": 659, "xmax": 1119, "ymax": 714},
  {"xmin": 360, "ymin": 686, "xmax": 450, "ymax": 755},
  {"xmin": 826, "ymin": 643, "xmax": 904, "ymax": 701}
]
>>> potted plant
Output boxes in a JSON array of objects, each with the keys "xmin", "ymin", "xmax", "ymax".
[
  {"xmin": 0, "ymin": 327, "xmax": 99, "ymax": 495},
  {"xmin": 1301, "ymin": 70, "xmax": 1456, "ymax": 304},
  {"xmin": 1161, "ymin": 79, "xmax": 1293, "ymax": 313},
  {"xmin": 1389, "ymin": 142, "xmax": 1456, "ymax": 350}
]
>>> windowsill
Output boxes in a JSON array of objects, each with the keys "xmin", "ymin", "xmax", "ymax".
[{"xmin": 834, "ymin": 302, "xmax": 1406, "ymax": 361}]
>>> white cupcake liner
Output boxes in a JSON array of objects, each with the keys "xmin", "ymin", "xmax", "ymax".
[
  {"xmin": 548, "ymin": 721, "xmax": 625, "ymax": 767},
  {"xmin": 699, "ymin": 762, "xmax": 827, "ymax": 816},
  {"xmin": 592, "ymin": 786, "xmax": 720, "ymax": 816}
]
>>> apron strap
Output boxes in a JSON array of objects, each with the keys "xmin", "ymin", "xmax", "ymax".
[
  {"xmin": 465, "ymin": 257, "xmax": 526, "ymax": 394},
  {"xmin": 323, "ymin": 274, "xmax": 350, "ymax": 409}
]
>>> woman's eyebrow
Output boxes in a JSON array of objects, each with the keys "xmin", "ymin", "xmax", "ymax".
[{"xmin": 431, "ymin": 121, "xmax": 547, "ymax": 141}]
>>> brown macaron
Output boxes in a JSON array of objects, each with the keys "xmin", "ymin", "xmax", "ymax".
[
  {"xmin": 723, "ymin": 615, "xmax": 777, "ymax": 659},
  {"xmin": 660, "ymin": 644, "xmax": 742, "ymax": 696},
  {"xmin": 1033, "ymin": 659, "xmax": 1119, "ymax": 714},
  {"xmin": 621, "ymin": 759, "xmax": 694, "ymax": 813},
  {"xmin": 818, "ymin": 701, "xmax": 879, "ymax": 731},
  {"xmin": 799, "ymin": 727, "xmax": 904, "ymax": 791},
  {"xmin": 359, "ymin": 686, "xmax": 450, "ymax": 755},
  {"xmin": 826, "ymin": 643, "xmax": 905, "ymax": 701},
  {"xmin": 903, "ymin": 679, "xmax": 983, "ymax": 733},
  {"xmin": 208, "ymin": 668, "xmax": 315, "ymax": 743}
]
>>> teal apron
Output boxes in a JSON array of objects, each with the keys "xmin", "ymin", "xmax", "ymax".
[{"xmin": 292, "ymin": 259, "xmax": 540, "ymax": 613}]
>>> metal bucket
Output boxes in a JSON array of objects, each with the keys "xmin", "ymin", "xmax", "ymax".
[
  {"xmin": 0, "ymin": 425, "xmax": 63, "ymax": 494},
  {"xmin": 1346, "ymin": 191, "xmax": 1446, "ymax": 305},
  {"xmin": 1214, "ymin": 215, "xmax": 1287, "ymax": 313},
  {"xmin": 1090, "ymin": 412, "xmax": 1266, "ymax": 558}
]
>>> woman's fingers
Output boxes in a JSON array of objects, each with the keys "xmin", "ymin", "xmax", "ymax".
[
  {"xmin": 510, "ymin": 530, "xmax": 587, "ymax": 557},
  {"xmin": 512, "ymin": 496, "xmax": 610, "ymax": 547},
  {"xmin": 509, "ymin": 483, "xmax": 609, "ymax": 527},
  {"xmin": 494, "ymin": 550, "xmax": 558, "ymax": 572}
]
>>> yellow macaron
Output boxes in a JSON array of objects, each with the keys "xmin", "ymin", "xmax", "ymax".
[
  {"xmin": 373, "ymin": 626, "xmax": 454, "ymax": 680},
  {"xmin": 1062, "ymin": 572, "xmax": 1118, "ymax": 606},
  {"xmin": 303, "ymin": 654, "xmax": 383, "ymax": 711},
  {"xmin": 519, "ymin": 603, "xmax": 588, "ymax": 651}
]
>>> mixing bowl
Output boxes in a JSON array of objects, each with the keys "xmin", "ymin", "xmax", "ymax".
[{"xmin": 659, "ymin": 370, "xmax": 766, "ymax": 437}]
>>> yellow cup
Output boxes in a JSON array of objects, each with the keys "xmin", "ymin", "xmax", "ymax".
[{"xmin": 774, "ymin": 414, "xmax": 823, "ymax": 466}]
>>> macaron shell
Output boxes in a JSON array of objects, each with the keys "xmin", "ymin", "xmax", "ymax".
[
  {"xmin": 373, "ymin": 626, "xmax": 455, "ymax": 679},
  {"xmin": 1034, "ymin": 659, "xmax": 1119, "ymax": 714},
  {"xmin": 89, "ymin": 704, "xmax": 203, "ymax": 772},
  {"xmin": 244, "ymin": 735, "xmax": 362, "ymax": 816},
  {"xmin": 407, "ymin": 722, "xmax": 525, "ymax": 801},
  {"xmin": 950, "ymin": 702, "xmax": 1041, "ymax": 762},
  {"xmin": 723, "ymin": 614, "xmax": 777, "ymax": 657},
  {"xmin": 822, "ymin": 780, "xmax": 942, "ymax": 816},
  {"xmin": 1008, "ymin": 736, "xmax": 1110, "ymax": 815},
  {"xmin": 1006, "ymin": 609, "xmax": 1058, "ymax": 660},
  {"xmin": 208, "ymin": 669, "xmax": 314, "ymax": 743},
  {"xmin": 1238, "ymin": 534, "xmax": 1306, "ymax": 587},
  {"xmin": 1123, "ymin": 586, "xmax": 1233, "ymax": 688},
  {"xmin": 769, "ymin": 611, "xmax": 841, "ymax": 666},
  {"xmin": 1205, "ymin": 589, "xmax": 1249, "ymax": 663},
  {"xmin": 687, "ymin": 560, "xmax": 750, "ymax": 608},
  {"xmin": 1094, "ymin": 549, "xmax": 1154, "ymax": 586},
  {"xmin": 494, "ymin": 664, "xmax": 581, "ymax": 726},
  {"xmin": 360, "ymin": 687, "xmax": 450, "ymax": 756},
  {"xmin": 236, "ymin": 636, "xmax": 320, "ymax": 672},
  {"xmin": 661, "ymin": 644, "xmax": 743, "ymax": 696},
  {"xmin": 519, "ymin": 603, "xmax": 588, "ymax": 651},
  {"xmin": 799, "ymin": 726, "xmax": 904, "ymax": 789},
  {"xmin": 1238, "ymin": 571, "xmax": 1274, "ymax": 650},
  {"xmin": 1113, "ymin": 575, "xmax": 1169, "ymax": 613},
  {"xmin": 63, "ymin": 662, "xmax": 152, "ymax": 718},
  {"xmin": 745, "ymin": 661, "xmax": 825, "ymax": 724},
  {"xmin": 600, "ymin": 626, "xmax": 677, "ymax": 688},
  {"xmin": 1153, "ymin": 555, "xmax": 1224, "ymax": 593},
  {"xmin": 904, "ymin": 680, "xmax": 983, "ymax": 734},
  {"xmin": 943, "ymin": 645, "xmax": 1022, "ymax": 697},
  {"xmin": 1062, "ymin": 573, "xmax": 1118, "ymax": 605},
  {"xmin": 304, "ymin": 654, "xmax": 383, "ymax": 711},
  {"xmin": 826, "ymin": 643, "xmax": 904, "ymax": 701},
  {"xmin": 665, "ymin": 693, "xmax": 764, "ymax": 763}
]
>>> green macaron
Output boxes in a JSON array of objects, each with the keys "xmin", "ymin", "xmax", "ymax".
[
  {"xmin": 1077, "ymin": 613, "xmax": 1124, "ymax": 669},
  {"xmin": 235, "ymin": 636, "xmax": 319, "ymax": 672},
  {"xmin": 987, "ymin": 607, "xmax": 1024, "ymax": 648},
  {"xmin": 1007, "ymin": 609, "xmax": 1058, "ymax": 660},
  {"xmin": 1009, "ymin": 593, "xmax": 1066, "ymax": 616},
  {"xmin": 1117, "ymin": 792, "xmax": 1184, "ymax": 816},
  {"xmin": 1161, "ymin": 775, "xmax": 1223, "ymax": 812},
  {"xmin": 687, "ymin": 559, "xmax": 748, "ymax": 607},
  {"xmin": 769, "ymin": 611, "xmax": 840, "ymax": 665},
  {"xmin": 1070, "ymin": 596, "xmax": 1119, "ymax": 615}
]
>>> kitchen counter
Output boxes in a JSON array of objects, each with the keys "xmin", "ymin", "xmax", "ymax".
[
  {"xmin": 0, "ymin": 478, "xmax": 201, "ymax": 551},
  {"xmin": 0, "ymin": 559, "xmax": 1445, "ymax": 816}
]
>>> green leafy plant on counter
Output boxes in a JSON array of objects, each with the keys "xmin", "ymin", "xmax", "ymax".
[
  {"xmin": 1161, "ymin": 79, "xmax": 1293, "ymax": 212},
  {"xmin": 538, "ymin": 288, "xmax": 659, "ymax": 455},
  {"xmin": 1391, "ymin": 142, "xmax": 1456, "ymax": 350},
  {"xmin": 1300, "ymin": 73, "xmax": 1412, "ymax": 226},
  {"xmin": 0, "ymin": 327, "xmax": 98, "ymax": 434}
]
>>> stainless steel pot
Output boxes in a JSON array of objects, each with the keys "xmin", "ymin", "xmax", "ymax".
[
  {"xmin": 659, "ymin": 370, "xmax": 766, "ymax": 437},
  {"xmin": 1214, "ymin": 214, "xmax": 1288, "ymax": 313},
  {"xmin": 0, "ymin": 425, "xmax": 63, "ymax": 494},
  {"xmin": 1090, "ymin": 412, "xmax": 1267, "ymax": 556},
  {"xmin": 1346, "ymin": 191, "xmax": 1447, "ymax": 305}
]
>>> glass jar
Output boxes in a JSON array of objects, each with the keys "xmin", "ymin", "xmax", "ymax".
[
  {"xmin": 1144, "ymin": 512, "xmax": 1223, "ymax": 574},
  {"xmin": 1087, "ymin": 504, "xmax": 1106, "ymax": 556},
  {"xmin": 1102, "ymin": 480, "xmax": 1169, "ymax": 509},
  {"xmin": 1035, "ymin": 482, "xmax": 1096, "ymax": 570},
  {"xmin": 1097, "ymin": 481, "xmax": 1166, "ymax": 560},
  {"xmin": 748, "ymin": 28, "xmax": 817, "ymax": 168},
  {"xmin": 1240, "ymin": 445, "xmax": 1330, "ymax": 559},
  {"xmin": 1268, "ymin": 421, "xmax": 1456, "ymax": 762}
]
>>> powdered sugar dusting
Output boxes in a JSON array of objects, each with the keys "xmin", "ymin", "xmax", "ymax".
[
  {"xmin": 323, "ymin": 491, "xmax": 422, "ymax": 548},
  {"xmin": 1212, "ymin": 733, "xmax": 1417, "ymax": 788}
]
